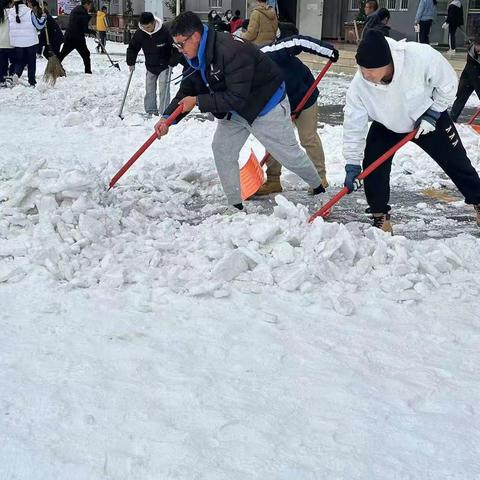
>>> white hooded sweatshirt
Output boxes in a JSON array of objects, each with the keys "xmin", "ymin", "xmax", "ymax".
[{"xmin": 343, "ymin": 37, "xmax": 458, "ymax": 166}]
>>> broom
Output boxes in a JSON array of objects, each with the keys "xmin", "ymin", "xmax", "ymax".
[{"xmin": 42, "ymin": 3, "xmax": 66, "ymax": 86}]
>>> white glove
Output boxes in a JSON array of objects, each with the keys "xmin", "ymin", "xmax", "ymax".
[
  {"xmin": 415, "ymin": 119, "xmax": 436, "ymax": 139},
  {"xmin": 442, "ymin": 22, "xmax": 449, "ymax": 30},
  {"xmin": 129, "ymin": 65, "xmax": 135, "ymax": 72}
]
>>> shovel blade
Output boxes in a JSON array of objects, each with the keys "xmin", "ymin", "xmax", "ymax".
[{"xmin": 239, "ymin": 150, "xmax": 265, "ymax": 200}]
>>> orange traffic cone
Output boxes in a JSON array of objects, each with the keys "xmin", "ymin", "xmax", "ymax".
[{"xmin": 240, "ymin": 149, "xmax": 265, "ymax": 200}]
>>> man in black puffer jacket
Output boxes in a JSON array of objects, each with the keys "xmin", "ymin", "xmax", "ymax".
[
  {"xmin": 256, "ymin": 27, "xmax": 339, "ymax": 195},
  {"xmin": 451, "ymin": 36, "xmax": 480, "ymax": 122},
  {"xmin": 155, "ymin": 12, "xmax": 324, "ymax": 212},
  {"xmin": 127, "ymin": 12, "xmax": 180, "ymax": 116},
  {"xmin": 58, "ymin": 0, "xmax": 95, "ymax": 73}
]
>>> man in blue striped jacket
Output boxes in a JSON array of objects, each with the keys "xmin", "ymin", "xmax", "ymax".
[{"xmin": 255, "ymin": 29, "xmax": 338, "ymax": 195}]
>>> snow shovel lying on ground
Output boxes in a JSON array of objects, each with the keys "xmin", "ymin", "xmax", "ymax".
[
  {"xmin": 238, "ymin": 60, "xmax": 333, "ymax": 199},
  {"xmin": 308, "ymin": 130, "xmax": 417, "ymax": 224},
  {"xmin": 118, "ymin": 68, "xmax": 134, "ymax": 120},
  {"xmin": 467, "ymin": 108, "xmax": 480, "ymax": 134},
  {"xmin": 108, "ymin": 104, "xmax": 184, "ymax": 190},
  {"xmin": 95, "ymin": 35, "xmax": 120, "ymax": 70}
]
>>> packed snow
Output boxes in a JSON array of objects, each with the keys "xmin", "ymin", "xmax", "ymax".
[{"xmin": 0, "ymin": 39, "xmax": 479, "ymax": 479}]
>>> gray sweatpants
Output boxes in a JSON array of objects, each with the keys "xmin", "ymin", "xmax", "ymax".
[
  {"xmin": 212, "ymin": 97, "xmax": 322, "ymax": 205},
  {"xmin": 144, "ymin": 68, "xmax": 171, "ymax": 115}
]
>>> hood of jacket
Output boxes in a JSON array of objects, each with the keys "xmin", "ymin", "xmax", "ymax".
[
  {"xmin": 139, "ymin": 16, "xmax": 163, "ymax": 36},
  {"xmin": 449, "ymin": 0, "xmax": 462, "ymax": 7},
  {"xmin": 254, "ymin": 4, "xmax": 276, "ymax": 20},
  {"xmin": 11, "ymin": 3, "xmax": 31, "ymax": 21}
]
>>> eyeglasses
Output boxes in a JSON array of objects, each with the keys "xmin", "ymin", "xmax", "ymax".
[{"xmin": 173, "ymin": 32, "xmax": 194, "ymax": 50}]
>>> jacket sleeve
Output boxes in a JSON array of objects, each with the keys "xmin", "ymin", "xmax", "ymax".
[
  {"xmin": 415, "ymin": 0, "xmax": 425, "ymax": 23},
  {"xmin": 241, "ymin": 11, "xmax": 259, "ymax": 42},
  {"xmin": 126, "ymin": 31, "xmax": 141, "ymax": 66},
  {"xmin": 260, "ymin": 34, "xmax": 338, "ymax": 63},
  {"xmin": 446, "ymin": 5, "xmax": 452, "ymax": 24},
  {"xmin": 343, "ymin": 79, "xmax": 369, "ymax": 167},
  {"xmin": 425, "ymin": 48, "xmax": 458, "ymax": 113},
  {"xmin": 196, "ymin": 45, "xmax": 256, "ymax": 115}
]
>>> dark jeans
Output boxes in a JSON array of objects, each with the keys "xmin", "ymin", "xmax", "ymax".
[
  {"xmin": 58, "ymin": 37, "xmax": 91, "ymax": 73},
  {"xmin": 450, "ymin": 66, "xmax": 480, "ymax": 122},
  {"xmin": 0, "ymin": 48, "xmax": 16, "ymax": 82},
  {"xmin": 14, "ymin": 45, "xmax": 37, "ymax": 85},
  {"xmin": 449, "ymin": 25, "xmax": 458, "ymax": 50},
  {"xmin": 97, "ymin": 31, "xmax": 107, "ymax": 50},
  {"xmin": 419, "ymin": 20, "xmax": 433, "ymax": 44},
  {"xmin": 363, "ymin": 113, "xmax": 480, "ymax": 213}
]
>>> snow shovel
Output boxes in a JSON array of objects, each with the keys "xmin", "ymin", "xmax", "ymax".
[
  {"xmin": 95, "ymin": 34, "xmax": 120, "ymax": 70},
  {"xmin": 308, "ymin": 130, "xmax": 417, "ymax": 224},
  {"xmin": 118, "ymin": 68, "xmax": 134, "ymax": 119},
  {"xmin": 108, "ymin": 104, "xmax": 184, "ymax": 190},
  {"xmin": 239, "ymin": 60, "xmax": 333, "ymax": 199},
  {"xmin": 240, "ymin": 150, "xmax": 264, "ymax": 200}
]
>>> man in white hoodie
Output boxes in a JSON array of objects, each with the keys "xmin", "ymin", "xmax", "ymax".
[
  {"xmin": 126, "ymin": 12, "xmax": 179, "ymax": 116},
  {"xmin": 343, "ymin": 29, "xmax": 480, "ymax": 232}
]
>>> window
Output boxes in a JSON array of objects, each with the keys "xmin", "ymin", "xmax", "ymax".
[
  {"xmin": 349, "ymin": 0, "xmax": 409, "ymax": 13},
  {"xmin": 378, "ymin": 0, "xmax": 409, "ymax": 11},
  {"xmin": 209, "ymin": 0, "xmax": 222, "ymax": 6},
  {"xmin": 349, "ymin": 0, "xmax": 358, "ymax": 11}
]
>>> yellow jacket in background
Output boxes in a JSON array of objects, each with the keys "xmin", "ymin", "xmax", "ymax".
[{"xmin": 97, "ymin": 11, "xmax": 107, "ymax": 32}]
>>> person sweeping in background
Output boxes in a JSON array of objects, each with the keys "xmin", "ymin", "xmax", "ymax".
[{"xmin": 126, "ymin": 12, "xmax": 179, "ymax": 117}]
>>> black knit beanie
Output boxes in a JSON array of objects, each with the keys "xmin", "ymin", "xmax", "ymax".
[{"xmin": 356, "ymin": 28, "xmax": 393, "ymax": 68}]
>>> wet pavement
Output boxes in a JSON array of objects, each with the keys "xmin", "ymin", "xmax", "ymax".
[{"xmin": 184, "ymin": 185, "xmax": 479, "ymax": 241}]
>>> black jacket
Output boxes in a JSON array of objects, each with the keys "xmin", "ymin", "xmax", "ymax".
[
  {"xmin": 164, "ymin": 29, "xmax": 284, "ymax": 124},
  {"xmin": 65, "ymin": 5, "xmax": 94, "ymax": 40},
  {"xmin": 39, "ymin": 14, "xmax": 64, "ymax": 50},
  {"xmin": 446, "ymin": 3, "xmax": 464, "ymax": 28},
  {"xmin": 260, "ymin": 35, "xmax": 338, "ymax": 113},
  {"xmin": 126, "ymin": 23, "xmax": 178, "ymax": 75}
]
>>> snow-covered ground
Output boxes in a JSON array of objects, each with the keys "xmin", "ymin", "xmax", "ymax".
[{"xmin": 1, "ymin": 40, "xmax": 480, "ymax": 479}]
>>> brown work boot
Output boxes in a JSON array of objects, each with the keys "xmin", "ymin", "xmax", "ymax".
[
  {"xmin": 255, "ymin": 177, "xmax": 283, "ymax": 196},
  {"xmin": 474, "ymin": 204, "xmax": 480, "ymax": 226},
  {"xmin": 372, "ymin": 213, "xmax": 393, "ymax": 234}
]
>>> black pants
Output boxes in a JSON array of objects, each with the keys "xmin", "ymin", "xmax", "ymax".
[
  {"xmin": 363, "ymin": 113, "xmax": 480, "ymax": 213},
  {"xmin": 449, "ymin": 25, "xmax": 458, "ymax": 50},
  {"xmin": 58, "ymin": 37, "xmax": 91, "ymax": 73},
  {"xmin": 97, "ymin": 31, "xmax": 107, "ymax": 50},
  {"xmin": 14, "ymin": 45, "xmax": 37, "ymax": 85},
  {"xmin": 419, "ymin": 20, "xmax": 432, "ymax": 44},
  {"xmin": 0, "ymin": 48, "xmax": 16, "ymax": 82},
  {"xmin": 450, "ymin": 65, "xmax": 480, "ymax": 122}
]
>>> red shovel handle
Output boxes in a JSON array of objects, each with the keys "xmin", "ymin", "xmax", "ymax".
[
  {"xmin": 308, "ymin": 130, "xmax": 417, "ymax": 223},
  {"xmin": 467, "ymin": 108, "xmax": 480, "ymax": 125},
  {"xmin": 260, "ymin": 60, "xmax": 334, "ymax": 168},
  {"xmin": 108, "ymin": 104, "xmax": 184, "ymax": 190}
]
